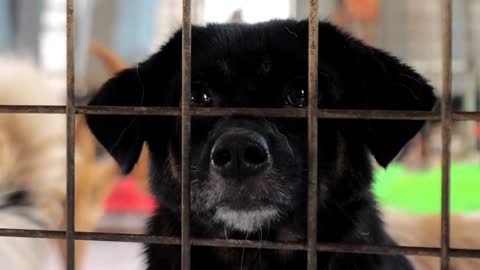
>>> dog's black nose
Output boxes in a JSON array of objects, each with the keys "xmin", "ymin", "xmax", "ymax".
[{"xmin": 210, "ymin": 130, "xmax": 270, "ymax": 178}]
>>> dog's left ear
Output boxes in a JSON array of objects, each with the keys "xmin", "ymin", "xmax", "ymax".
[
  {"xmin": 86, "ymin": 68, "xmax": 146, "ymax": 174},
  {"xmin": 309, "ymin": 22, "xmax": 437, "ymax": 167},
  {"xmin": 355, "ymin": 48, "xmax": 437, "ymax": 167}
]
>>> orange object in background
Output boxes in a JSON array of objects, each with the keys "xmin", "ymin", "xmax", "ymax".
[
  {"xmin": 344, "ymin": 0, "xmax": 379, "ymax": 21},
  {"xmin": 332, "ymin": 9, "xmax": 348, "ymax": 27}
]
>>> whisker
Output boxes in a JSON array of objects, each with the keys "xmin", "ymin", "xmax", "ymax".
[{"xmin": 240, "ymin": 248, "xmax": 245, "ymax": 270}]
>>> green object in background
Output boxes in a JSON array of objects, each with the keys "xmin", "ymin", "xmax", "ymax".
[{"xmin": 373, "ymin": 163, "xmax": 480, "ymax": 214}]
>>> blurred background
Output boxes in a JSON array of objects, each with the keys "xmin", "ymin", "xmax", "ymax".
[{"xmin": 0, "ymin": 0, "xmax": 479, "ymax": 269}]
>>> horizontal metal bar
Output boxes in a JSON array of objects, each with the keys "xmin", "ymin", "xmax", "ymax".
[
  {"xmin": 194, "ymin": 107, "xmax": 306, "ymax": 118},
  {"xmin": 76, "ymin": 106, "xmax": 180, "ymax": 116},
  {"xmin": 0, "ymin": 228, "xmax": 65, "ymax": 239},
  {"xmin": 76, "ymin": 232, "xmax": 181, "ymax": 245},
  {"xmin": 77, "ymin": 106, "xmax": 304, "ymax": 117},
  {"xmin": 77, "ymin": 107, "xmax": 444, "ymax": 120},
  {"xmin": 317, "ymin": 110, "xmax": 441, "ymax": 120},
  {"xmin": 0, "ymin": 105, "xmax": 66, "ymax": 114},
  {"xmin": 1, "ymin": 229, "xmax": 480, "ymax": 258},
  {"xmin": 0, "ymin": 105, "xmax": 479, "ymax": 121},
  {"xmin": 452, "ymin": 112, "xmax": 480, "ymax": 121},
  {"xmin": 0, "ymin": 229, "xmax": 182, "ymax": 244},
  {"xmin": 450, "ymin": 248, "xmax": 480, "ymax": 259},
  {"xmin": 317, "ymin": 243, "xmax": 439, "ymax": 257},
  {"xmin": 77, "ymin": 107, "xmax": 446, "ymax": 121},
  {"xmin": 192, "ymin": 238, "xmax": 305, "ymax": 251},
  {"xmin": 75, "ymin": 109, "xmax": 480, "ymax": 121}
]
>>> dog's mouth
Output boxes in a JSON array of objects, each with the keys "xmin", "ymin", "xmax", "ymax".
[
  {"xmin": 218, "ymin": 196, "xmax": 276, "ymax": 211},
  {"xmin": 211, "ymin": 195, "xmax": 284, "ymax": 232},
  {"xmin": 213, "ymin": 204, "xmax": 281, "ymax": 233}
]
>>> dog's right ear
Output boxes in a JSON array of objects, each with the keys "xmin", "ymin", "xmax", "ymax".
[
  {"xmin": 86, "ymin": 68, "xmax": 146, "ymax": 174},
  {"xmin": 86, "ymin": 29, "xmax": 186, "ymax": 174}
]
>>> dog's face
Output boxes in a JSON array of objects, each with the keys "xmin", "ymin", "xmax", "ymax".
[{"xmin": 87, "ymin": 20, "xmax": 435, "ymax": 235}]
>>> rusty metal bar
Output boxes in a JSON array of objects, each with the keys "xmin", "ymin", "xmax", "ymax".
[
  {"xmin": 0, "ymin": 105, "xmax": 479, "ymax": 121},
  {"xmin": 76, "ymin": 232, "xmax": 181, "ymax": 245},
  {"xmin": 66, "ymin": 0, "xmax": 76, "ymax": 269},
  {"xmin": 0, "ymin": 105, "xmax": 66, "ymax": 114},
  {"xmin": 192, "ymin": 107, "xmax": 305, "ymax": 118},
  {"xmin": 317, "ymin": 110, "xmax": 441, "ymax": 120},
  {"xmin": 0, "ymin": 229, "xmax": 65, "ymax": 239},
  {"xmin": 440, "ymin": 0, "xmax": 453, "ymax": 269},
  {"xmin": 191, "ymin": 238, "xmax": 305, "ymax": 251},
  {"xmin": 76, "ymin": 106, "xmax": 180, "ymax": 116},
  {"xmin": 307, "ymin": 0, "xmax": 319, "ymax": 269},
  {"xmin": 2, "ymin": 228, "xmax": 480, "ymax": 258},
  {"xmin": 77, "ymin": 106, "xmax": 444, "ymax": 120},
  {"xmin": 181, "ymin": 0, "xmax": 192, "ymax": 269},
  {"xmin": 452, "ymin": 112, "xmax": 480, "ymax": 121}
]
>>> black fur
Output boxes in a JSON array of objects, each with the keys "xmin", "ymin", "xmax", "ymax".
[{"xmin": 86, "ymin": 20, "xmax": 436, "ymax": 270}]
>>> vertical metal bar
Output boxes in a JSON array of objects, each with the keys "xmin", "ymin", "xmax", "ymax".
[
  {"xmin": 307, "ymin": 0, "xmax": 319, "ymax": 269},
  {"xmin": 440, "ymin": 0, "xmax": 452, "ymax": 269},
  {"xmin": 181, "ymin": 0, "xmax": 192, "ymax": 269},
  {"xmin": 66, "ymin": 0, "xmax": 76, "ymax": 269}
]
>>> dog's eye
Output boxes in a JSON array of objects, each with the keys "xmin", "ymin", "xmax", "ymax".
[
  {"xmin": 191, "ymin": 91, "xmax": 213, "ymax": 106},
  {"xmin": 285, "ymin": 87, "xmax": 307, "ymax": 107},
  {"xmin": 191, "ymin": 82, "xmax": 213, "ymax": 107}
]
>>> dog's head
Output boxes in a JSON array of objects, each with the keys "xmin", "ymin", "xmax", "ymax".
[{"xmin": 87, "ymin": 20, "xmax": 435, "ymax": 234}]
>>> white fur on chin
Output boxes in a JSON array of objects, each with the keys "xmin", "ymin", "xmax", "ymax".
[{"xmin": 213, "ymin": 206, "xmax": 280, "ymax": 233}]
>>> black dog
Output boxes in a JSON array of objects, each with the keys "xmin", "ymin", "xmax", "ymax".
[{"xmin": 87, "ymin": 20, "xmax": 435, "ymax": 270}]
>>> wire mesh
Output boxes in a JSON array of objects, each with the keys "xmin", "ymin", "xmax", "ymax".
[{"xmin": 0, "ymin": 0, "xmax": 477, "ymax": 270}]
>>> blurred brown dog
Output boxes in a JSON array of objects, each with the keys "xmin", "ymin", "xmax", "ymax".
[
  {"xmin": 0, "ymin": 44, "xmax": 144, "ymax": 270},
  {"xmin": 0, "ymin": 58, "xmax": 66, "ymax": 270}
]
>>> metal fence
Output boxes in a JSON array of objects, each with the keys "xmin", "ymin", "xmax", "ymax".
[{"xmin": 0, "ymin": 0, "xmax": 479, "ymax": 270}]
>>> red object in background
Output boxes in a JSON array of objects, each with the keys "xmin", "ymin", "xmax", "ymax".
[
  {"xmin": 344, "ymin": 0, "xmax": 379, "ymax": 21},
  {"xmin": 105, "ymin": 176, "xmax": 157, "ymax": 213},
  {"xmin": 475, "ymin": 122, "xmax": 480, "ymax": 139}
]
